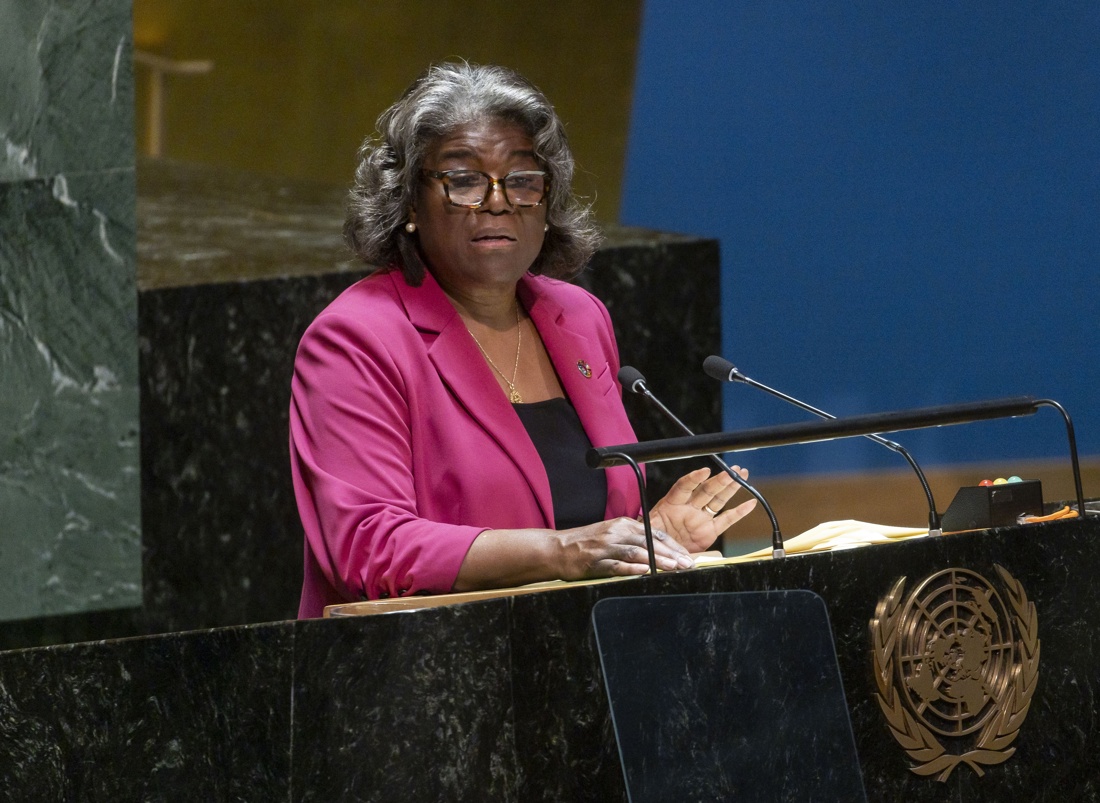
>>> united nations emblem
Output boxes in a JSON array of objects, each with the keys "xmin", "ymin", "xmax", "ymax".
[{"xmin": 870, "ymin": 565, "xmax": 1039, "ymax": 781}]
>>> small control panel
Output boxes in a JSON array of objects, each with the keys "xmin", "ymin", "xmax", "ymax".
[{"xmin": 941, "ymin": 478, "xmax": 1044, "ymax": 532}]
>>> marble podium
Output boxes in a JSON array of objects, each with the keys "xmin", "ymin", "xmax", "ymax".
[{"xmin": 1, "ymin": 518, "xmax": 1098, "ymax": 801}]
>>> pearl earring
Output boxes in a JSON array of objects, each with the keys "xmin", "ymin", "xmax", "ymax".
[
  {"xmin": 544, "ymin": 224, "xmax": 549, "ymax": 232},
  {"xmin": 405, "ymin": 222, "xmax": 417, "ymax": 234}
]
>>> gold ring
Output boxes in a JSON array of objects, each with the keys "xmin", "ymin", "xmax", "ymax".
[{"xmin": 704, "ymin": 504, "xmax": 719, "ymax": 516}]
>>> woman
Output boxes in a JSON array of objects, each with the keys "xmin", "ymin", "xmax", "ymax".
[{"xmin": 291, "ymin": 63, "xmax": 755, "ymax": 617}]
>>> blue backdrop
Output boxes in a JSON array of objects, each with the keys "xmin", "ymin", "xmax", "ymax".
[{"xmin": 621, "ymin": 1, "xmax": 1099, "ymax": 476}]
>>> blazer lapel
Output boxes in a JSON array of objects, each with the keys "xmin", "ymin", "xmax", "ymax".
[
  {"xmin": 520, "ymin": 276, "xmax": 642, "ymax": 520},
  {"xmin": 389, "ymin": 271, "xmax": 556, "ymax": 526}
]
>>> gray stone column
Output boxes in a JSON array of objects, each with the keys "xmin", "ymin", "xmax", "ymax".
[{"xmin": 0, "ymin": 0, "xmax": 140, "ymax": 621}]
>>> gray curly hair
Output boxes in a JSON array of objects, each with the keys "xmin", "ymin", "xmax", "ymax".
[{"xmin": 344, "ymin": 62, "xmax": 602, "ymax": 284}]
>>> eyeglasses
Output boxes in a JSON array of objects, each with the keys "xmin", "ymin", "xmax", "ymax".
[{"xmin": 421, "ymin": 169, "xmax": 550, "ymax": 209}]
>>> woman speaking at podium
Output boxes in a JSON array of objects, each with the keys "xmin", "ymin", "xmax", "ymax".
[{"xmin": 290, "ymin": 63, "xmax": 755, "ymax": 617}]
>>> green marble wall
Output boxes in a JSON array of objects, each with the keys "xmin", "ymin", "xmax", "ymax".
[{"xmin": 0, "ymin": 0, "xmax": 140, "ymax": 621}]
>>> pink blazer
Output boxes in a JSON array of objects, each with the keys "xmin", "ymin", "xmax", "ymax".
[{"xmin": 290, "ymin": 269, "xmax": 642, "ymax": 617}]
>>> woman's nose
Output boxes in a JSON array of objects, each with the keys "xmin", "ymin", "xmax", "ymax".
[{"xmin": 481, "ymin": 178, "xmax": 514, "ymax": 212}]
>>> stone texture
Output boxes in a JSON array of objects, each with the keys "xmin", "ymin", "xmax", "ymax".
[
  {"xmin": 0, "ymin": 0, "xmax": 139, "ymax": 624},
  {"xmin": 292, "ymin": 607, "xmax": 517, "ymax": 801},
  {"xmin": 0, "ymin": 0, "xmax": 134, "ymax": 180},
  {"xmin": 135, "ymin": 158, "xmax": 358, "ymax": 289},
  {"xmin": 1, "ymin": 519, "xmax": 1098, "ymax": 800},
  {"xmin": 0, "ymin": 622, "xmax": 292, "ymax": 800},
  {"xmin": 0, "ymin": 171, "xmax": 140, "ymax": 621},
  {"xmin": 138, "ymin": 272, "xmax": 357, "ymax": 632},
  {"xmin": 0, "ymin": 0, "xmax": 139, "ymax": 620}
]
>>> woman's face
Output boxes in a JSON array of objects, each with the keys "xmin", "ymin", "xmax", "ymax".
[{"xmin": 410, "ymin": 119, "xmax": 548, "ymax": 296}]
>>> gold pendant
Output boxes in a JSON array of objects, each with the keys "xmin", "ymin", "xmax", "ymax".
[{"xmin": 509, "ymin": 388, "xmax": 522, "ymax": 404}]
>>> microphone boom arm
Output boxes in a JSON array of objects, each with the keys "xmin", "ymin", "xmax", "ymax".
[
  {"xmin": 720, "ymin": 362, "xmax": 942, "ymax": 535},
  {"xmin": 621, "ymin": 367, "xmax": 786, "ymax": 558}
]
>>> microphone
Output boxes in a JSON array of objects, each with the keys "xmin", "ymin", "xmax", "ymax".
[
  {"xmin": 619, "ymin": 365, "xmax": 786, "ymax": 558},
  {"xmin": 702, "ymin": 355, "xmax": 942, "ymax": 536}
]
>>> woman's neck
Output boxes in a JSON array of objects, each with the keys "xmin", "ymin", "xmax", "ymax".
[{"xmin": 442, "ymin": 283, "xmax": 521, "ymax": 331}]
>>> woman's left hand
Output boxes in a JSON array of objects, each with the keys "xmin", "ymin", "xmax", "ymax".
[{"xmin": 648, "ymin": 466, "xmax": 757, "ymax": 553}]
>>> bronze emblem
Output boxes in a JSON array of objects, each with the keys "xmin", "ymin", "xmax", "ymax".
[{"xmin": 870, "ymin": 565, "xmax": 1039, "ymax": 781}]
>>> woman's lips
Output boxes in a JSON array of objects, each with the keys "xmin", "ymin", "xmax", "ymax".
[{"xmin": 471, "ymin": 233, "xmax": 517, "ymax": 246}]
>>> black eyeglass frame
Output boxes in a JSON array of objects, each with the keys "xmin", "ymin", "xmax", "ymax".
[{"xmin": 421, "ymin": 169, "xmax": 551, "ymax": 209}]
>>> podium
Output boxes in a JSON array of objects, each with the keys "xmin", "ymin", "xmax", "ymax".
[{"xmin": 0, "ymin": 518, "xmax": 1098, "ymax": 799}]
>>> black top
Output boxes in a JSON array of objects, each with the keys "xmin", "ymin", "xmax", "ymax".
[{"xmin": 513, "ymin": 397, "xmax": 608, "ymax": 530}]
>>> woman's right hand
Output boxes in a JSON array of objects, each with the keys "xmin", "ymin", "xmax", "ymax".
[
  {"xmin": 454, "ymin": 518, "xmax": 694, "ymax": 593},
  {"xmin": 555, "ymin": 517, "xmax": 695, "ymax": 580}
]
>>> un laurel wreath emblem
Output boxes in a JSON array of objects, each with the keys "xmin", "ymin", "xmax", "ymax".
[{"xmin": 870, "ymin": 565, "xmax": 1040, "ymax": 781}]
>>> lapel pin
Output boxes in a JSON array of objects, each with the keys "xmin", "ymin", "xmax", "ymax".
[{"xmin": 577, "ymin": 360, "xmax": 592, "ymax": 378}]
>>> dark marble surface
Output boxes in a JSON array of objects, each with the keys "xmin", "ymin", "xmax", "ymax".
[
  {"xmin": 0, "ymin": 622, "xmax": 293, "ymax": 800},
  {"xmin": 0, "ymin": 519, "xmax": 1098, "ymax": 799},
  {"xmin": 137, "ymin": 272, "xmax": 359, "ymax": 633},
  {"xmin": 292, "ymin": 604, "xmax": 517, "ymax": 801}
]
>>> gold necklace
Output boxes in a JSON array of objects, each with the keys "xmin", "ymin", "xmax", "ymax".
[{"xmin": 467, "ymin": 303, "xmax": 523, "ymax": 403}]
